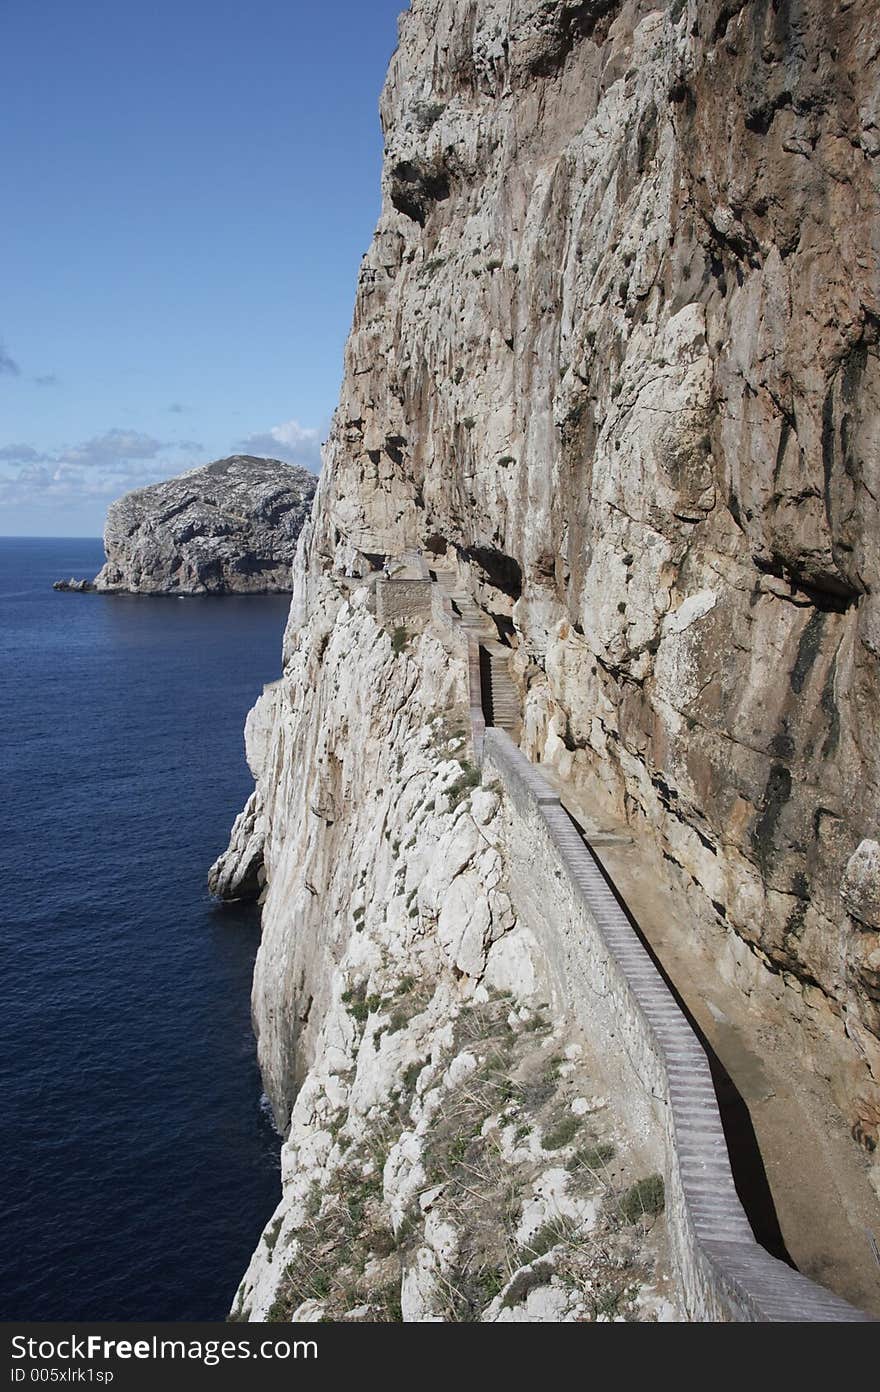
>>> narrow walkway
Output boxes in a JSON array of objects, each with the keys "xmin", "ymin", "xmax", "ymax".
[
  {"xmin": 425, "ymin": 562, "xmax": 879, "ymax": 1315},
  {"xmin": 432, "ymin": 565, "xmax": 522, "ymax": 736},
  {"xmin": 538, "ymin": 770, "xmax": 880, "ymax": 1316}
]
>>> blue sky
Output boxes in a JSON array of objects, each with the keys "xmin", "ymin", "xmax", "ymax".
[{"xmin": 0, "ymin": 0, "xmax": 406, "ymax": 535}]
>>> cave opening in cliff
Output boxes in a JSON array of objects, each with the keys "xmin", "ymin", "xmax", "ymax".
[{"xmin": 461, "ymin": 545, "xmax": 522, "ymax": 601}]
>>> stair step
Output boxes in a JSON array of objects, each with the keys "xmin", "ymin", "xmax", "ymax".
[
  {"xmin": 432, "ymin": 578, "xmax": 523, "ymax": 729},
  {"xmin": 489, "ymin": 649, "xmax": 520, "ymax": 733}
]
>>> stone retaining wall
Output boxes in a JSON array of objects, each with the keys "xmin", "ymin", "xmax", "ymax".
[
  {"xmin": 375, "ymin": 578, "xmax": 434, "ymax": 627},
  {"xmin": 482, "ymin": 728, "xmax": 872, "ymax": 1323}
]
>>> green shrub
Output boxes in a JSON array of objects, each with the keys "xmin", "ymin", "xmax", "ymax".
[
  {"xmin": 391, "ymin": 626, "xmax": 409, "ymax": 654},
  {"xmin": 342, "ymin": 985, "xmax": 383, "ymax": 1023},
  {"xmin": 402, "ymin": 1060, "xmax": 423, "ymax": 1091},
  {"xmin": 568, "ymin": 1142, "xmax": 615, "ymax": 1172},
  {"xmin": 518, "ymin": 1218, "xmax": 573, "ymax": 1262},
  {"xmin": 618, "ymin": 1174, "xmax": 665, "ymax": 1223},
  {"xmin": 476, "ymin": 1266, "xmax": 506, "ymax": 1302},
  {"xmin": 448, "ymin": 762, "xmax": 481, "ymax": 807},
  {"xmin": 542, "ymin": 1114, "xmax": 580, "ymax": 1151}
]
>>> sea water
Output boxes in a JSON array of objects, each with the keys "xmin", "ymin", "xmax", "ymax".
[{"xmin": 0, "ymin": 538, "xmax": 285, "ymax": 1319}]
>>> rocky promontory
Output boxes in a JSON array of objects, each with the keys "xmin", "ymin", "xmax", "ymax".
[{"xmin": 88, "ymin": 455, "xmax": 316, "ymax": 594}]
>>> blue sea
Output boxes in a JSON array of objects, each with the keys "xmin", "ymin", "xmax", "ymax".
[{"xmin": 0, "ymin": 538, "xmax": 287, "ymax": 1320}]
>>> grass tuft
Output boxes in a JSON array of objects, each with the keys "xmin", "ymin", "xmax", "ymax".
[
  {"xmin": 541, "ymin": 1114, "xmax": 580, "ymax": 1151},
  {"xmin": 618, "ymin": 1174, "xmax": 665, "ymax": 1223}
]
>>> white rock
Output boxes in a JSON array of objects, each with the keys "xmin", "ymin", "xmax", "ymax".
[
  {"xmin": 400, "ymin": 1249, "xmax": 444, "ymax": 1322},
  {"xmin": 424, "ymin": 1212, "xmax": 459, "ymax": 1266},
  {"xmin": 484, "ymin": 928, "xmax": 540, "ymax": 999},
  {"xmin": 516, "ymin": 1168, "xmax": 597, "ymax": 1246},
  {"xmin": 290, "ymin": 1300, "xmax": 327, "ymax": 1323},
  {"xmin": 444, "ymin": 1050, "xmax": 478, "ymax": 1088},
  {"xmin": 437, "ymin": 872, "xmax": 491, "ymax": 976},
  {"xmin": 470, "ymin": 788, "xmax": 500, "ymax": 825}
]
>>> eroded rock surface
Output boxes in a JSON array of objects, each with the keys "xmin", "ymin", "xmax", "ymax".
[
  {"xmin": 222, "ymin": 586, "xmax": 674, "ymax": 1322},
  {"xmin": 301, "ymin": 0, "xmax": 880, "ymax": 1147},
  {"xmin": 216, "ymin": 0, "xmax": 880, "ymax": 1321},
  {"xmin": 93, "ymin": 455, "xmax": 316, "ymax": 594}
]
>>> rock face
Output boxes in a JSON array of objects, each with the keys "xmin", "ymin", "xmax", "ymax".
[
  {"xmin": 299, "ymin": 0, "xmax": 880, "ymax": 1148},
  {"xmin": 215, "ymin": 0, "xmax": 880, "ymax": 1319},
  {"xmin": 93, "ymin": 455, "xmax": 316, "ymax": 594},
  {"xmin": 218, "ymin": 583, "xmax": 675, "ymax": 1323}
]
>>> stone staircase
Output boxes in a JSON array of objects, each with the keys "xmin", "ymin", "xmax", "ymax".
[
  {"xmin": 431, "ymin": 566, "xmax": 521, "ymax": 740},
  {"xmin": 484, "ymin": 646, "xmax": 521, "ymax": 739},
  {"xmin": 432, "ymin": 569, "xmax": 487, "ymax": 634}
]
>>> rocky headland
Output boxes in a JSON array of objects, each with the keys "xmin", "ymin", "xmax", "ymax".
[
  {"xmin": 62, "ymin": 454, "xmax": 316, "ymax": 595},
  {"xmin": 213, "ymin": 0, "xmax": 880, "ymax": 1321}
]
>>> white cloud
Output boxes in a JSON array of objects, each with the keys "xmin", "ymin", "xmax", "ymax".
[
  {"xmin": 236, "ymin": 417, "xmax": 322, "ymax": 471},
  {"xmin": 0, "ymin": 428, "xmax": 203, "ymax": 510},
  {"xmin": 0, "ymin": 456, "xmax": 179, "ymax": 507},
  {"xmin": 0, "ymin": 417, "xmax": 322, "ymax": 517},
  {"xmin": 59, "ymin": 428, "xmax": 168, "ymax": 468},
  {"xmin": 0, "ymin": 443, "xmax": 49, "ymax": 463}
]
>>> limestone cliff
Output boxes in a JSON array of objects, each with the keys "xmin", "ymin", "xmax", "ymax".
[
  {"xmin": 218, "ymin": 583, "xmax": 676, "ymax": 1321},
  {"xmin": 215, "ymin": 0, "xmax": 880, "ymax": 1322},
  {"xmin": 302, "ymin": 0, "xmax": 880, "ymax": 1149},
  {"xmin": 92, "ymin": 455, "xmax": 316, "ymax": 594}
]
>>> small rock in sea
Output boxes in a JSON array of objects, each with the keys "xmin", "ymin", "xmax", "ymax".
[{"xmin": 53, "ymin": 577, "xmax": 95, "ymax": 592}]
